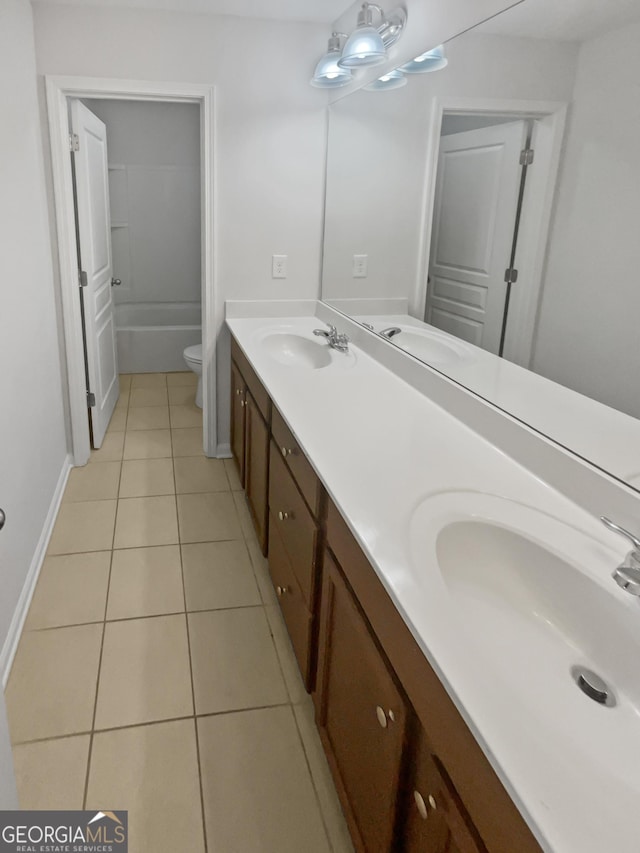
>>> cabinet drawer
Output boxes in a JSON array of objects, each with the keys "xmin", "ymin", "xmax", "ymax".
[
  {"xmin": 231, "ymin": 337, "xmax": 271, "ymax": 424},
  {"xmin": 269, "ymin": 442, "xmax": 318, "ymax": 608},
  {"xmin": 272, "ymin": 406, "xmax": 321, "ymax": 515},
  {"xmin": 268, "ymin": 511, "xmax": 313, "ymax": 687}
]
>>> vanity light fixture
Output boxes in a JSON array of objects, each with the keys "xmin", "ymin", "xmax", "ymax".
[
  {"xmin": 400, "ymin": 44, "xmax": 448, "ymax": 74},
  {"xmin": 364, "ymin": 68, "xmax": 407, "ymax": 91},
  {"xmin": 337, "ymin": 3, "xmax": 407, "ymax": 69},
  {"xmin": 310, "ymin": 33, "xmax": 353, "ymax": 88}
]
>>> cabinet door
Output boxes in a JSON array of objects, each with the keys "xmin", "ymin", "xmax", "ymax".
[
  {"xmin": 230, "ymin": 360, "xmax": 246, "ymax": 486},
  {"xmin": 404, "ymin": 729, "xmax": 486, "ymax": 853},
  {"xmin": 316, "ymin": 552, "xmax": 407, "ymax": 853},
  {"xmin": 244, "ymin": 391, "xmax": 269, "ymax": 555}
]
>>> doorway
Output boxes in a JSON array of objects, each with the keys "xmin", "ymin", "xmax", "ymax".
[
  {"xmin": 45, "ymin": 77, "xmax": 216, "ymax": 465},
  {"xmin": 417, "ymin": 98, "xmax": 567, "ymax": 369}
]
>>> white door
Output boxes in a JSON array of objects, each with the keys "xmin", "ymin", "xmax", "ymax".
[
  {"xmin": 71, "ymin": 100, "xmax": 119, "ymax": 448},
  {"xmin": 425, "ymin": 121, "xmax": 528, "ymax": 354}
]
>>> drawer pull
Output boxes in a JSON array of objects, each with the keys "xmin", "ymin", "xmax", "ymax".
[
  {"xmin": 414, "ymin": 791, "xmax": 428, "ymax": 820},
  {"xmin": 276, "ymin": 585, "xmax": 289, "ymax": 596},
  {"xmin": 240, "ymin": 400, "xmax": 246, "ymax": 408},
  {"xmin": 236, "ymin": 388, "xmax": 242, "ymax": 395},
  {"xmin": 281, "ymin": 446, "xmax": 293, "ymax": 457},
  {"xmin": 428, "ymin": 794, "xmax": 437, "ymax": 810},
  {"xmin": 376, "ymin": 705, "xmax": 388, "ymax": 729},
  {"xmin": 278, "ymin": 511, "xmax": 293, "ymax": 521}
]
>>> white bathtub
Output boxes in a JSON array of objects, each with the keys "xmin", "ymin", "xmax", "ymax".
[{"xmin": 115, "ymin": 302, "xmax": 201, "ymax": 373}]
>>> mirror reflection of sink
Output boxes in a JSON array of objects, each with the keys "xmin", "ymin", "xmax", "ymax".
[
  {"xmin": 256, "ymin": 328, "xmax": 357, "ymax": 369},
  {"xmin": 392, "ymin": 327, "xmax": 472, "ymax": 366}
]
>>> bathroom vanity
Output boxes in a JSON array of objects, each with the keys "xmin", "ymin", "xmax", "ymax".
[{"xmin": 226, "ymin": 312, "xmax": 636, "ymax": 853}]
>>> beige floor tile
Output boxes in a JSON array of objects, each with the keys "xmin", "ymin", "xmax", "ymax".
[
  {"xmin": 189, "ymin": 608, "xmax": 287, "ymax": 714},
  {"xmin": 95, "ymin": 615, "xmax": 192, "ymax": 729},
  {"xmin": 246, "ymin": 536, "xmax": 278, "ymax": 607},
  {"xmin": 108, "ymin": 408, "xmax": 128, "ymax": 432},
  {"xmin": 119, "ymin": 374, "xmax": 132, "ymax": 390},
  {"xmin": 126, "ymin": 405, "xmax": 170, "ymax": 431},
  {"xmin": 64, "ymin": 461, "xmax": 121, "ymax": 502},
  {"xmin": 182, "ymin": 541, "xmax": 261, "ymax": 611},
  {"xmin": 13, "ymin": 735, "xmax": 90, "ymax": 810},
  {"xmin": 174, "ymin": 457, "xmax": 229, "ymax": 494},
  {"xmin": 114, "ymin": 496, "xmax": 178, "ymax": 548},
  {"xmin": 167, "ymin": 371, "xmax": 197, "ymax": 386},
  {"xmin": 168, "ymin": 385, "xmax": 196, "ymax": 406},
  {"xmin": 223, "ymin": 458, "xmax": 243, "ymax": 491},
  {"xmin": 107, "ymin": 546, "xmax": 184, "ymax": 620},
  {"xmin": 129, "ymin": 387, "xmax": 168, "ymax": 408},
  {"xmin": 26, "ymin": 551, "xmax": 111, "ymax": 629},
  {"xmin": 233, "ymin": 490, "xmax": 256, "ymax": 540},
  {"xmin": 171, "ymin": 428, "xmax": 203, "ymax": 457},
  {"xmin": 177, "ymin": 492, "xmax": 242, "ymax": 543},
  {"xmin": 87, "ymin": 720, "xmax": 204, "ymax": 853},
  {"xmin": 265, "ymin": 603, "xmax": 308, "ymax": 705},
  {"xmin": 90, "ymin": 431, "xmax": 125, "ymax": 463},
  {"xmin": 119, "ymin": 458, "xmax": 175, "ymax": 498},
  {"xmin": 123, "ymin": 429, "xmax": 172, "ymax": 460},
  {"xmin": 115, "ymin": 389, "xmax": 129, "ymax": 411},
  {"xmin": 198, "ymin": 706, "xmax": 330, "ymax": 853},
  {"xmin": 49, "ymin": 500, "xmax": 117, "ymax": 555},
  {"xmin": 130, "ymin": 372, "xmax": 167, "ymax": 388},
  {"xmin": 169, "ymin": 404, "xmax": 203, "ymax": 429},
  {"xmin": 6, "ymin": 624, "xmax": 103, "ymax": 742},
  {"xmin": 294, "ymin": 697, "xmax": 354, "ymax": 853}
]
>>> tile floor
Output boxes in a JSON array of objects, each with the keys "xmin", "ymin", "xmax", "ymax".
[{"xmin": 6, "ymin": 371, "xmax": 353, "ymax": 853}]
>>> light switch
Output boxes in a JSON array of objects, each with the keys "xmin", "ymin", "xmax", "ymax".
[
  {"xmin": 272, "ymin": 255, "xmax": 287, "ymax": 279},
  {"xmin": 353, "ymin": 254, "xmax": 368, "ymax": 278}
]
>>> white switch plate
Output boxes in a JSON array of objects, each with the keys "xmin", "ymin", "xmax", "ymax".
[
  {"xmin": 272, "ymin": 254, "xmax": 287, "ymax": 279},
  {"xmin": 353, "ymin": 254, "xmax": 368, "ymax": 278}
]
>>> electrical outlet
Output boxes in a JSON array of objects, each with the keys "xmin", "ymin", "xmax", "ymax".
[
  {"xmin": 353, "ymin": 254, "xmax": 368, "ymax": 278},
  {"xmin": 272, "ymin": 254, "xmax": 287, "ymax": 279}
]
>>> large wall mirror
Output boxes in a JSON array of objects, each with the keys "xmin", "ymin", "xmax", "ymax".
[{"xmin": 321, "ymin": 0, "xmax": 640, "ymax": 491}]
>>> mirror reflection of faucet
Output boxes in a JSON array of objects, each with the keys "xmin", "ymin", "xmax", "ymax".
[{"xmin": 379, "ymin": 327, "xmax": 402, "ymax": 339}]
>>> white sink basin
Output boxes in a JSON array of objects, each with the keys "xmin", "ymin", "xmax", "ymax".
[
  {"xmin": 407, "ymin": 491, "xmax": 640, "ymax": 851},
  {"xmin": 392, "ymin": 327, "xmax": 472, "ymax": 366},
  {"xmin": 256, "ymin": 326, "xmax": 357, "ymax": 370}
]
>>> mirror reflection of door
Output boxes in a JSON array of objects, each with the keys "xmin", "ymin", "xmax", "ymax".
[{"xmin": 425, "ymin": 117, "xmax": 532, "ymax": 356}]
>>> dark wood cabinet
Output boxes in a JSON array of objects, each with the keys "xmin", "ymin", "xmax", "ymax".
[
  {"xmin": 316, "ymin": 551, "xmax": 408, "ymax": 853},
  {"xmin": 244, "ymin": 391, "xmax": 269, "ymax": 554},
  {"xmin": 230, "ymin": 360, "xmax": 246, "ymax": 486},
  {"xmin": 404, "ymin": 728, "xmax": 486, "ymax": 853}
]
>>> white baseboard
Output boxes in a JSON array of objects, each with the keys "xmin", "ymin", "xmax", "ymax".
[
  {"xmin": 0, "ymin": 454, "xmax": 72, "ymax": 688},
  {"xmin": 216, "ymin": 442, "xmax": 232, "ymax": 458}
]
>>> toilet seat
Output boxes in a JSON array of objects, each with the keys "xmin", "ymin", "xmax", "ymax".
[{"xmin": 184, "ymin": 343, "xmax": 202, "ymax": 364}]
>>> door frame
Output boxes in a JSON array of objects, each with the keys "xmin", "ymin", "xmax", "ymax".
[
  {"xmin": 45, "ymin": 76, "xmax": 216, "ymax": 464},
  {"xmin": 413, "ymin": 96, "xmax": 567, "ymax": 368}
]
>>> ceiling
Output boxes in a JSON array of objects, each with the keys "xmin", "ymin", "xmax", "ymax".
[
  {"xmin": 32, "ymin": 0, "xmax": 351, "ymax": 23},
  {"xmin": 478, "ymin": 0, "xmax": 640, "ymax": 42}
]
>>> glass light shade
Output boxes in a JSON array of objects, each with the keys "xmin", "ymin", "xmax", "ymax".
[
  {"xmin": 364, "ymin": 68, "xmax": 407, "ymax": 91},
  {"xmin": 400, "ymin": 45, "xmax": 448, "ymax": 74},
  {"xmin": 338, "ymin": 25, "xmax": 387, "ymax": 68},
  {"xmin": 311, "ymin": 49, "xmax": 353, "ymax": 88}
]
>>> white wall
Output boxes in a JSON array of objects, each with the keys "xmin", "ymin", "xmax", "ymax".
[
  {"xmin": 532, "ymin": 20, "xmax": 640, "ymax": 419},
  {"xmin": 32, "ymin": 3, "xmax": 331, "ymax": 449},
  {"xmin": 84, "ymin": 99, "xmax": 202, "ymax": 309},
  {"xmin": 322, "ymin": 31, "xmax": 577, "ymax": 307},
  {"xmin": 0, "ymin": 0, "xmax": 68, "ymax": 669}
]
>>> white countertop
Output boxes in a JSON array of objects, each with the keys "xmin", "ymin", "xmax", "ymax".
[{"xmin": 227, "ymin": 314, "xmax": 639, "ymax": 853}]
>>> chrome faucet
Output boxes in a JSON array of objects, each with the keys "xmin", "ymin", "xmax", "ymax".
[
  {"xmin": 601, "ymin": 517, "xmax": 640, "ymax": 595},
  {"xmin": 379, "ymin": 327, "xmax": 402, "ymax": 339},
  {"xmin": 313, "ymin": 323, "xmax": 350, "ymax": 353}
]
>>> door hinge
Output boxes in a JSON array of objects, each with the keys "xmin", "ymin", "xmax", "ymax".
[
  {"xmin": 504, "ymin": 267, "xmax": 519, "ymax": 284},
  {"xmin": 87, "ymin": 391, "xmax": 96, "ymax": 407},
  {"xmin": 519, "ymin": 148, "xmax": 534, "ymax": 166},
  {"xmin": 69, "ymin": 133, "xmax": 80, "ymax": 153},
  {"xmin": 78, "ymin": 269, "xmax": 88, "ymax": 288}
]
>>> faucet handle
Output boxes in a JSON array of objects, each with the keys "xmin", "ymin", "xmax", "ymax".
[{"xmin": 601, "ymin": 517, "xmax": 640, "ymax": 552}]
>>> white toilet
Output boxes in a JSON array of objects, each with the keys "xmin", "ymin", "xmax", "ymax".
[{"xmin": 183, "ymin": 344, "xmax": 203, "ymax": 408}]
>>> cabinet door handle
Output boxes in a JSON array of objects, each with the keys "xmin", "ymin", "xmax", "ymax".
[
  {"xmin": 278, "ymin": 511, "xmax": 292, "ymax": 521},
  {"xmin": 276, "ymin": 585, "xmax": 288, "ymax": 596},
  {"xmin": 281, "ymin": 446, "xmax": 293, "ymax": 457},
  {"xmin": 376, "ymin": 706, "xmax": 388, "ymax": 729},
  {"xmin": 240, "ymin": 400, "xmax": 246, "ymax": 408},
  {"xmin": 414, "ymin": 791, "xmax": 428, "ymax": 820},
  {"xmin": 428, "ymin": 794, "xmax": 437, "ymax": 810},
  {"xmin": 236, "ymin": 388, "xmax": 242, "ymax": 396}
]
